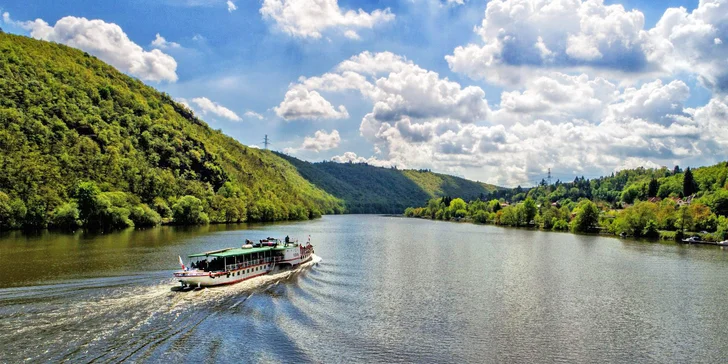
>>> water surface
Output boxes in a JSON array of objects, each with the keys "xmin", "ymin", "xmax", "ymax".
[{"xmin": 2, "ymin": 215, "xmax": 728, "ymax": 363}]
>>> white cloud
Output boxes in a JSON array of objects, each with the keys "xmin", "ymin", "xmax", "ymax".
[
  {"xmin": 298, "ymin": 129, "xmax": 341, "ymax": 152},
  {"xmin": 607, "ymin": 79, "xmax": 690, "ymax": 124},
  {"xmin": 274, "ymin": 86, "xmax": 349, "ymax": 120},
  {"xmin": 176, "ymin": 98, "xmax": 193, "ymax": 110},
  {"xmin": 151, "ymin": 33, "xmax": 181, "ymax": 49},
  {"xmin": 7, "ymin": 14, "xmax": 178, "ymax": 83},
  {"xmin": 260, "ymin": 0, "xmax": 395, "ymax": 39},
  {"xmin": 283, "ymin": 50, "xmax": 728, "ymax": 185},
  {"xmin": 227, "ymin": 1, "xmax": 237, "ymax": 12},
  {"xmin": 191, "ymin": 97, "xmax": 242, "ymax": 121},
  {"xmin": 331, "ymin": 152, "xmax": 394, "ymax": 167},
  {"xmin": 343, "ymin": 30, "xmax": 360, "ymax": 40},
  {"xmin": 244, "ymin": 111, "xmax": 264, "ymax": 120},
  {"xmin": 446, "ymin": 0, "xmax": 659, "ymax": 86},
  {"xmin": 649, "ymin": 0, "xmax": 728, "ymax": 92}
]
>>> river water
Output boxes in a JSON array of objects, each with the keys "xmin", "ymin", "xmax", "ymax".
[{"xmin": 2, "ymin": 215, "xmax": 728, "ymax": 363}]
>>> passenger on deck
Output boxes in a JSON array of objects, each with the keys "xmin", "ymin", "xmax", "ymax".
[{"xmin": 285, "ymin": 235, "xmax": 290, "ymax": 244}]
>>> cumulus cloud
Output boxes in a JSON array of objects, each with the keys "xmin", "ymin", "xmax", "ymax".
[
  {"xmin": 283, "ymin": 49, "xmax": 728, "ymax": 185},
  {"xmin": 191, "ymin": 97, "xmax": 242, "ymax": 121},
  {"xmin": 227, "ymin": 1, "xmax": 237, "ymax": 12},
  {"xmin": 260, "ymin": 0, "xmax": 394, "ymax": 39},
  {"xmin": 331, "ymin": 152, "xmax": 394, "ymax": 167},
  {"xmin": 343, "ymin": 30, "xmax": 360, "ymax": 40},
  {"xmin": 274, "ymin": 86, "xmax": 349, "ymax": 120},
  {"xmin": 297, "ymin": 129, "xmax": 341, "ymax": 152},
  {"xmin": 244, "ymin": 111, "xmax": 264, "ymax": 120},
  {"xmin": 649, "ymin": 0, "xmax": 728, "ymax": 92},
  {"xmin": 446, "ymin": 0, "xmax": 661, "ymax": 86},
  {"xmin": 6, "ymin": 14, "xmax": 178, "ymax": 82},
  {"xmin": 447, "ymin": 0, "xmax": 728, "ymax": 92},
  {"xmin": 151, "ymin": 33, "xmax": 181, "ymax": 49}
]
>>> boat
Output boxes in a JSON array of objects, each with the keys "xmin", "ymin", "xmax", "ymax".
[
  {"xmin": 681, "ymin": 236, "xmax": 701, "ymax": 244},
  {"xmin": 174, "ymin": 237, "xmax": 314, "ymax": 288}
]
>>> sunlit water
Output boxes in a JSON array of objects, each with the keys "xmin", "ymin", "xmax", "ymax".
[{"xmin": 2, "ymin": 215, "xmax": 728, "ymax": 363}]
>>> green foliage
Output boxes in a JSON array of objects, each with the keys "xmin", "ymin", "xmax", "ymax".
[
  {"xmin": 130, "ymin": 204, "xmax": 162, "ymax": 227},
  {"xmin": 648, "ymin": 178, "xmax": 659, "ymax": 198},
  {"xmin": 621, "ymin": 185, "xmax": 641, "ymax": 204},
  {"xmin": 0, "ymin": 192, "xmax": 27, "ymax": 230},
  {"xmin": 0, "ymin": 33, "xmax": 343, "ymax": 230},
  {"xmin": 570, "ymin": 200, "xmax": 599, "ymax": 233},
  {"xmin": 49, "ymin": 202, "xmax": 81, "ymax": 230},
  {"xmin": 277, "ymin": 153, "xmax": 498, "ymax": 214},
  {"xmin": 552, "ymin": 219, "xmax": 569, "ymax": 231},
  {"xmin": 522, "ymin": 198, "xmax": 537, "ymax": 223},
  {"xmin": 642, "ymin": 220, "xmax": 659, "ymax": 239},
  {"xmin": 683, "ymin": 167, "xmax": 698, "ymax": 197},
  {"xmin": 172, "ymin": 195, "xmax": 209, "ymax": 225}
]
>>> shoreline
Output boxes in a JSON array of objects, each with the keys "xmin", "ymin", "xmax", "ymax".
[{"xmin": 401, "ymin": 215, "xmax": 724, "ymax": 246}]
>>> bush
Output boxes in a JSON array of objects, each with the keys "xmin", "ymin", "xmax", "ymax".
[
  {"xmin": 642, "ymin": 220, "xmax": 659, "ymax": 239},
  {"xmin": 570, "ymin": 200, "xmax": 599, "ymax": 233},
  {"xmin": 172, "ymin": 195, "xmax": 209, "ymax": 225},
  {"xmin": 152, "ymin": 197, "xmax": 172, "ymax": 218},
  {"xmin": 552, "ymin": 219, "xmax": 569, "ymax": 231},
  {"xmin": 0, "ymin": 192, "xmax": 27, "ymax": 230},
  {"xmin": 473, "ymin": 210, "xmax": 488, "ymax": 223},
  {"xmin": 50, "ymin": 202, "xmax": 81, "ymax": 230},
  {"xmin": 130, "ymin": 204, "xmax": 162, "ymax": 227}
]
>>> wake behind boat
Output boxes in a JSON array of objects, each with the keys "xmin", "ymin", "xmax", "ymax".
[{"xmin": 174, "ymin": 236, "xmax": 314, "ymax": 288}]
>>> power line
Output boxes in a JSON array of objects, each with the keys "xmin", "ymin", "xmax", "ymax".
[{"xmin": 263, "ymin": 134, "xmax": 270, "ymax": 150}]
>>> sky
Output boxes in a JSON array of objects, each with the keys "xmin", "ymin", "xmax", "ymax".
[{"xmin": 1, "ymin": 0, "xmax": 727, "ymax": 187}]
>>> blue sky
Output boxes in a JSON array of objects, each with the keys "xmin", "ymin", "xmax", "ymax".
[{"xmin": 2, "ymin": 0, "xmax": 727, "ymax": 186}]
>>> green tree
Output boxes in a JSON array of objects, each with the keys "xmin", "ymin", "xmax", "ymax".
[
  {"xmin": 172, "ymin": 195, "xmax": 209, "ymax": 225},
  {"xmin": 648, "ymin": 178, "xmax": 659, "ymax": 198},
  {"xmin": 683, "ymin": 167, "xmax": 697, "ymax": 197},
  {"xmin": 570, "ymin": 200, "xmax": 599, "ymax": 233},
  {"xmin": 50, "ymin": 202, "xmax": 81, "ymax": 229},
  {"xmin": 522, "ymin": 198, "xmax": 537, "ymax": 224},
  {"xmin": 642, "ymin": 219, "xmax": 659, "ymax": 238},
  {"xmin": 0, "ymin": 192, "xmax": 27, "ymax": 230},
  {"xmin": 449, "ymin": 198, "xmax": 467, "ymax": 214}
]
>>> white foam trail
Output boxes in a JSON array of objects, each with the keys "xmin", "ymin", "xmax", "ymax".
[{"xmin": 0, "ymin": 254, "xmax": 324, "ymax": 362}]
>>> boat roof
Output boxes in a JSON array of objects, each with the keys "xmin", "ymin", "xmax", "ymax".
[{"xmin": 189, "ymin": 246, "xmax": 273, "ymax": 258}]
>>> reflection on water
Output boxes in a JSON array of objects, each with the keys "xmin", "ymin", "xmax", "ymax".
[{"xmin": 2, "ymin": 215, "xmax": 728, "ymax": 363}]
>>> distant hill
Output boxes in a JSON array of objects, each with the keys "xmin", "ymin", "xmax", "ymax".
[
  {"xmin": 0, "ymin": 33, "xmax": 343, "ymax": 229},
  {"xmin": 277, "ymin": 154, "xmax": 499, "ymax": 213}
]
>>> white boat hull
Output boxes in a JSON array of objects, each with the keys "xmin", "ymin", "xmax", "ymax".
[
  {"xmin": 174, "ymin": 261, "xmax": 275, "ymax": 288},
  {"xmin": 174, "ymin": 254, "xmax": 314, "ymax": 287}
]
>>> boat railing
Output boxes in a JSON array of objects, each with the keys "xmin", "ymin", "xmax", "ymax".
[{"xmin": 224, "ymin": 256, "xmax": 283, "ymax": 272}]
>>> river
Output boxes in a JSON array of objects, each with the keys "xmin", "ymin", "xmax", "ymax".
[{"xmin": 1, "ymin": 215, "xmax": 728, "ymax": 363}]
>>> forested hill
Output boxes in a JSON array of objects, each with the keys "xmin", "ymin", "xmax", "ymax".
[
  {"xmin": 0, "ymin": 33, "xmax": 343, "ymax": 230},
  {"xmin": 276, "ymin": 153, "xmax": 499, "ymax": 213}
]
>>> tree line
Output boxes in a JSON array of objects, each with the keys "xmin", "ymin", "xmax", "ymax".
[{"xmin": 405, "ymin": 163, "xmax": 728, "ymax": 241}]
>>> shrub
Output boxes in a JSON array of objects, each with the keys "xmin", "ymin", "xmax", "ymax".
[
  {"xmin": 172, "ymin": 195, "xmax": 209, "ymax": 225},
  {"xmin": 50, "ymin": 202, "xmax": 81, "ymax": 230},
  {"xmin": 130, "ymin": 204, "xmax": 162, "ymax": 227}
]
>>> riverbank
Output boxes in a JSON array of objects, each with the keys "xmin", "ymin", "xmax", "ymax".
[{"xmin": 402, "ymin": 214, "xmax": 727, "ymax": 245}]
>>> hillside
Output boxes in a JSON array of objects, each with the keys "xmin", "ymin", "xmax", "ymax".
[
  {"xmin": 277, "ymin": 154, "xmax": 499, "ymax": 213},
  {"xmin": 0, "ymin": 33, "xmax": 343, "ymax": 230},
  {"xmin": 405, "ymin": 161, "xmax": 728, "ymax": 240}
]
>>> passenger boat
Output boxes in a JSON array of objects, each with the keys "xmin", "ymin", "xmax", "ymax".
[{"xmin": 174, "ymin": 237, "xmax": 314, "ymax": 288}]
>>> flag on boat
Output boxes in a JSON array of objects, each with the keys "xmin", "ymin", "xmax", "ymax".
[{"xmin": 178, "ymin": 255, "xmax": 186, "ymax": 271}]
